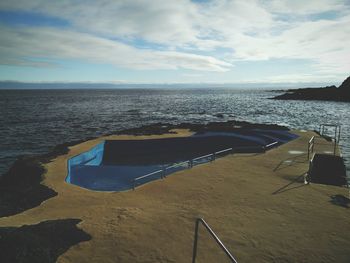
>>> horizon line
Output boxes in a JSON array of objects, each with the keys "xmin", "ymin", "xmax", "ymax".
[{"xmin": 0, "ymin": 80, "xmax": 338, "ymax": 85}]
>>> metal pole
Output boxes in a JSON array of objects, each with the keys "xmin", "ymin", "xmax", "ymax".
[
  {"xmin": 192, "ymin": 219, "xmax": 200, "ymax": 263},
  {"xmin": 192, "ymin": 218, "xmax": 238, "ymax": 263},
  {"xmin": 334, "ymin": 126, "xmax": 337, "ymax": 143},
  {"xmin": 162, "ymin": 167, "xmax": 165, "ymax": 178}
]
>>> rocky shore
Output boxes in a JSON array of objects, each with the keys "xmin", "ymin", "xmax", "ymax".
[{"xmin": 273, "ymin": 76, "xmax": 350, "ymax": 102}]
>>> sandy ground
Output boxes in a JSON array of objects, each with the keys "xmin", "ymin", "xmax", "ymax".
[{"xmin": 0, "ymin": 129, "xmax": 349, "ymax": 263}]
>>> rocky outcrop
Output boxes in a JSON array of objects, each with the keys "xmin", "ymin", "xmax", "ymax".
[
  {"xmin": 0, "ymin": 219, "xmax": 91, "ymax": 263},
  {"xmin": 273, "ymin": 76, "xmax": 350, "ymax": 102}
]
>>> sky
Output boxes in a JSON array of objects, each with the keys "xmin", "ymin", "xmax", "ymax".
[{"xmin": 0, "ymin": 0, "xmax": 349, "ymax": 85}]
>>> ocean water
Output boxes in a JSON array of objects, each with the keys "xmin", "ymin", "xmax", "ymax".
[{"xmin": 0, "ymin": 88, "xmax": 349, "ymax": 177}]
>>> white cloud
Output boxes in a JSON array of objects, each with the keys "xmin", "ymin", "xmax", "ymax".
[
  {"xmin": 0, "ymin": 25, "xmax": 231, "ymax": 72},
  {"xmin": 264, "ymin": 0, "xmax": 346, "ymax": 15},
  {"xmin": 0, "ymin": 0, "xmax": 349, "ymax": 78},
  {"xmin": 225, "ymin": 14, "xmax": 350, "ymax": 74}
]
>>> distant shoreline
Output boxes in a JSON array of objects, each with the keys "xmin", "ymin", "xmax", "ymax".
[
  {"xmin": 0, "ymin": 81, "xmax": 337, "ymax": 90},
  {"xmin": 272, "ymin": 76, "xmax": 350, "ymax": 102}
]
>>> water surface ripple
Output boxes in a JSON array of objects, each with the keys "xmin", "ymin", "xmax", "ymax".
[{"xmin": 0, "ymin": 89, "xmax": 349, "ymax": 177}]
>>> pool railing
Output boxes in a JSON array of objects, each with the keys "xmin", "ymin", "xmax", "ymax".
[{"xmin": 132, "ymin": 141, "xmax": 279, "ymax": 190}]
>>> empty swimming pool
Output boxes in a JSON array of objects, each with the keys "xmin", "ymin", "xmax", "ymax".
[{"xmin": 66, "ymin": 130, "xmax": 298, "ymax": 191}]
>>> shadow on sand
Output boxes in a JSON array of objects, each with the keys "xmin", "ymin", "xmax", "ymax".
[
  {"xmin": 330, "ymin": 195, "xmax": 350, "ymax": 208},
  {"xmin": 0, "ymin": 218, "xmax": 91, "ymax": 263},
  {"xmin": 272, "ymin": 173, "xmax": 307, "ymax": 195},
  {"xmin": 273, "ymin": 153, "xmax": 308, "ymax": 172}
]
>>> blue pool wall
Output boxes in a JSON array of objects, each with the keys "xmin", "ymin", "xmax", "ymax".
[
  {"xmin": 66, "ymin": 141, "xmax": 105, "ymax": 183},
  {"xmin": 66, "ymin": 130, "xmax": 299, "ymax": 191}
]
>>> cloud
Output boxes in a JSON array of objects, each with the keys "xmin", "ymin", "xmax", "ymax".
[
  {"xmin": 264, "ymin": 0, "xmax": 346, "ymax": 15},
  {"xmin": 0, "ymin": 25, "xmax": 231, "ymax": 71},
  {"xmin": 0, "ymin": 0, "xmax": 349, "ymax": 78},
  {"xmin": 226, "ymin": 14, "xmax": 350, "ymax": 74}
]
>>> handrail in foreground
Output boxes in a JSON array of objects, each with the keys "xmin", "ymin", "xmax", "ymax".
[{"xmin": 192, "ymin": 218, "xmax": 238, "ymax": 263}]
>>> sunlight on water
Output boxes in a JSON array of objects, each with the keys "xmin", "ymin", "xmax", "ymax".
[{"xmin": 0, "ymin": 89, "xmax": 349, "ymax": 177}]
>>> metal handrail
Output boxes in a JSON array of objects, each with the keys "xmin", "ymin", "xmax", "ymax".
[
  {"xmin": 166, "ymin": 161, "xmax": 190, "ymax": 170},
  {"xmin": 133, "ymin": 169, "xmax": 163, "ymax": 190},
  {"xmin": 132, "ymin": 142, "xmax": 278, "ymax": 190},
  {"xmin": 193, "ymin": 153, "xmax": 214, "ymax": 162},
  {"xmin": 308, "ymin": 136, "xmax": 315, "ymax": 160},
  {"xmin": 192, "ymin": 218, "xmax": 238, "ymax": 263},
  {"xmin": 319, "ymin": 124, "xmax": 341, "ymax": 143},
  {"xmin": 215, "ymin": 148, "xmax": 233, "ymax": 155},
  {"xmin": 265, "ymin": 141, "xmax": 278, "ymax": 149},
  {"xmin": 308, "ymin": 128, "xmax": 340, "ymax": 159}
]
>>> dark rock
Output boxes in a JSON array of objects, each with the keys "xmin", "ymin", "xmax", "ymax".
[
  {"xmin": 117, "ymin": 120, "xmax": 289, "ymax": 136},
  {"xmin": 0, "ymin": 219, "xmax": 91, "ymax": 263},
  {"xmin": 338, "ymin": 76, "xmax": 350, "ymax": 98},
  {"xmin": 272, "ymin": 76, "xmax": 350, "ymax": 102},
  {"xmin": 215, "ymin": 113, "xmax": 224, "ymax": 118},
  {"xmin": 0, "ymin": 157, "xmax": 57, "ymax": 217}
]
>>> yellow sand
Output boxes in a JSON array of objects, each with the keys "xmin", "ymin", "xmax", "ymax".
[{"xmin": 0, "ymin": 129, "xmax": 349, "ymax": 262}]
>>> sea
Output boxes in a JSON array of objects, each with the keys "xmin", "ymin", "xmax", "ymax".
[{"xmin": 0, "ymin": 88, "xmax": 349, "ymax": 178}]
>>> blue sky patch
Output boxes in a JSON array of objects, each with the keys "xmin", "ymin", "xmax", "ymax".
[{"xmin": 0, "ymin": 10, "xmax": 69, "ymax": 27}]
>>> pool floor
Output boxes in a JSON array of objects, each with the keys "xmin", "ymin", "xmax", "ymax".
[{"xmin": 67, "ymin": 130, "xmax": 298, "ymax": 191}]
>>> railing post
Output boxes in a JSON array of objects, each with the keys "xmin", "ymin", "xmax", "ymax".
[
  {"xmin": 188, "ymin": 159, "xmax": 193, "ymax": 168},
  {"xmin": 212, "ymin": 153, "xmax": 216, "ymax": 161},
  {"xmin": 192, "ymin": 219, "xmax": 200, "ymax": 263},
  {"xmin": 334, "ymin": 126, "xmax": 337, "ymax": 144}
]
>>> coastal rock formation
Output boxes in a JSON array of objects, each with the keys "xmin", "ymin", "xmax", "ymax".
[
  {"xmin": 273, "ymin": 76, "xmax": 350, "ymax": 102},
  {"xmin": 0, "ymin": 219, "xmax": 91, "ymax": 263},
  {"xmin": 117, "ymin": 120, "xmax": 289, "ymax": 136},
  {"xmin": 0, "ymin": 157, "xmax": 57, "ymax": 217}
]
